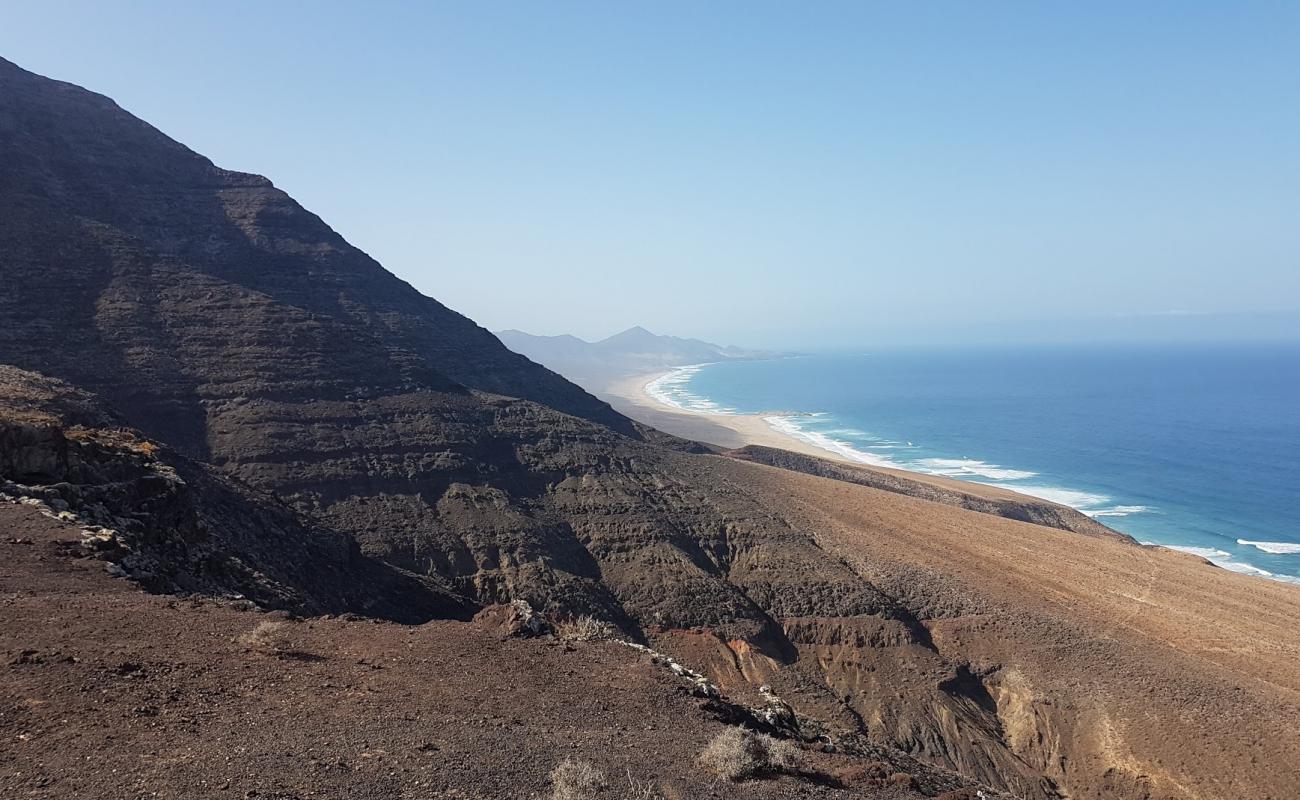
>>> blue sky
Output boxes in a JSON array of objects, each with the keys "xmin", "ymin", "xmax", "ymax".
[{"xmin": 5, "ymin": 2, "xmax": 1298, "ymax": 347}]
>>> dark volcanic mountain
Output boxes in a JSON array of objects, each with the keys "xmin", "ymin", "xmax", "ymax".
[
  {"xmin": 3, "ymin": 57, "xmax": 1299, "ymax": 800},
  {"xmin": 0, "ymin": 56, "xmax": 631, "ymax": 448}
]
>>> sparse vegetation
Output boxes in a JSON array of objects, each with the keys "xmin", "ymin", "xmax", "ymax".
[
  {"xmin": 624, "ymin": 770, "xmax": 667, "ymax": 800},
  {"xmin": 237, "ymin": 620, "xmax": 293, "ymax": 655},
  {"xmin": 550, "ymin": 758, "xmax": 607, "ymax": 800},
  {"xmin": 698, "ymin": 727, "xmax": 798, "ymax": 781},
  {"xmin": 131, "ymin": 440, "xmax": 160, "ymax": 457},
  {"xmin": 555, "ymin": 614, "xmax": 618, "ymax": 642}
]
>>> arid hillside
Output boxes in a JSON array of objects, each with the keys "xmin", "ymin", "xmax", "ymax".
[{"xmin": 2, "ymin": 56, "xmax": 1298, "ymax": 800}]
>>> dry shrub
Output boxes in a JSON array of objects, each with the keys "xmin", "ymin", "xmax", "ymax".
[
  {"xmin": 624, "ymin": 771, "xmax": 668, "ymax": 800},
  {"xmin": 698, "ymin": 727, "xmax": 798, "ymax": 781},
  {"xmin": 237, "ymin": 620, "xmax": 292, "ymax": 655},
  {"xmin": 132, "ymin": 440, "xmax": 160, "ymax": 457},
  {"xmin": 550, "ymin": 758, "xmax": 607, "ymax": 800},
  {"xmin": 555, "ymin": 614, "xmax": 618, "ymax": 642}
]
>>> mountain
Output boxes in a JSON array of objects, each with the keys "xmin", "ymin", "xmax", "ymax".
[
  {"xmin": 3, "ymin": 56, "xmax": 1299, "ymax": 800},
  {"xmin": 497, "ymin": 325, "xmax": 782, "ymax": 384},
  {"xmin": 0, "ymin": 56, "xmax": 632, "ymax": 446}
]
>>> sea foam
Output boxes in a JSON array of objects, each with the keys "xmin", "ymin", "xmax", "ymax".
[
  {"xmin": 644, "ymin": 365, "xmax": 735, "ymax": 414},
  {"xmin": 916, "ymin": 458, "xmax": 1037, "ymax": 481},
  {"xmin": 1237, "ymin": 539, "xmax": 1300, "ymax": 555},
  {"xmin": 986, "ymin": 483, "xmax": 1111, "ymax": 512},
  {"xmin": 1089, "ymin": 505, "xmax": 1152, "ymax": 518},
  {"xmin": 1149, "ymin": 543, "xmax": 1234, "ymax": 560},
  {"xmin": 762, "ymin": 415, "xmax": 901, "ymax": 468},
  {"xmin": 1142, "ymin": 542, "xmax": 1300, "ymax": 584}
]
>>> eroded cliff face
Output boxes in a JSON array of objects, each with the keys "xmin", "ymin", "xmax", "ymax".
[
  {"xmin": 0, "ymin": 366, "xmax": 460, "ymax": 621},
  {"xmin": 2, "ymin": 57, "xmax": 1296, "ymax": 800}
]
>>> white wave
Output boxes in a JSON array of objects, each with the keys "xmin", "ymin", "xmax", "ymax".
[
  {"xmin": 643, "ymin": 364, "xmax": 733, "ymax": 414},
  {"xmin": 986, "ymin": 483, "xmax": 1110, "ymax": 511},
  {"xmin": 1142, "ymin": 542, "xmax": 1300, "ymax": 585},
  {"xmin": 1089, "ymin": 505, "xmax": 1152, "ymax": 518},
  {"xmin": 916, "ymin": 458, "xmax": 1037, "ymax": 481},
  {"xmin": 762, "ymin": 415, "xmax": 902, "ymax": 468},
  {"xmin": 1217, "ymin": 560, "xmax": 1276, "ymax": 577},
  {"xmin": 1237, "ymin": 539, "xmax": 1300, "ymax": 555},
  {"xmin": 1145, "ymin": 543, "xmax": 1234, "ymax": 560}
]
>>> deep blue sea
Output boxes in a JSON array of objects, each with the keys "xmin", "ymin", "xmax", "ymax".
[{"xmin": 647, "ymin": 343, "xmax": 1300, "ymax": 584}]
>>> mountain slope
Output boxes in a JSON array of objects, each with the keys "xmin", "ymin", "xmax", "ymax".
[
  {"xmin": 2, "ymin": 57, "xmax": 1298, "ymax": 800},
  {"xmin": 0, "ymin": 365, "xmax": 460, "ymax": 621},
  {"xmin": 0, "ymin": 56, "xmax": 633, "ymax": 444}
]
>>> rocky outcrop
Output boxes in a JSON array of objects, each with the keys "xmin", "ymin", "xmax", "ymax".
[{"xmin": 0, "ymin": 365, "xmax": 461, "ymax": 621}]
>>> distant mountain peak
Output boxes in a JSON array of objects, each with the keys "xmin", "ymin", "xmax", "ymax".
[{"xmin": 496, "ymin": 326, "xmax": 785, "ymax": 384}]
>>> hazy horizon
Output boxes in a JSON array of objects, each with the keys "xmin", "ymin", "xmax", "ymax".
[
  {"xmin": 502, "ymin": 309, "xmax": 1300, "ymax": 352},
  {"xmin": 5, "ymin": 2, "xmax": 1298, "ymax": 349}
]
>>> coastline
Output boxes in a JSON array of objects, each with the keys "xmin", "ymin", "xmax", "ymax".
[
  {"xmin": 599, "ymin": 362, "xmax": 1300, "ymax": 587},
  {"xmin": 602, "ymin": 368, "xmax": 848, "ymax": 459},
  {"xmin": 599, "ymin": 366, "xmax": 1045, "ymax": 504}
]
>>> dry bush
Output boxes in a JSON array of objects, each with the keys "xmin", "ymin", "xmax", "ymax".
[
  {"xmin": 624, "ymin": 770, "xmax": 667, "ymax": 800},
  {"xmin": 698, "ymin": 727, "xmax": 798, "ymax": 781},
  {"xmin": 237, "ymin": 620, "xmax": 293, "ymax": 655},
  {"xmin": 131, "ymin": 440, "xmax": 160, "ymax": 457},
  {"xmin": 555, "ymin": 614, "xmax": 618, "ymax": 642},
  {"xmin": 550, "ymin": 758, "xmax": 607, "ymax": 800}
]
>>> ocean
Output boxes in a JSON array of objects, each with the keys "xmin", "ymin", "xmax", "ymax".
[{"xmin": 646, "ymin": 343, "xmax": 1300, "ymax": 585}]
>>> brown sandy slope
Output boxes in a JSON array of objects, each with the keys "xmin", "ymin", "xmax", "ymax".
[
  {"xmin": 698, "ymin": 456, "xmax": 1300, "ymax": 799},
  {"xmin": 0, "ymin": 503, "xmax": 982, "ymax": 800}
]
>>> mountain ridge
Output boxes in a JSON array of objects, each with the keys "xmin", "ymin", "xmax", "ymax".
[{"xmin": 496, "ymin": 325, "xmax": 785, "ymax": 386}]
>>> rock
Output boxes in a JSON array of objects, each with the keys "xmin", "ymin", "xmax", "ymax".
[{"xmin": 473, "ymin": 601, "xmax": 552, "ymax": 639}]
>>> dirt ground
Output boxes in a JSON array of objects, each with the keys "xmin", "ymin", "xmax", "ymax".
[{"xmin": 0, "ymin": 503, "xmax": 954, "ymax": 800}]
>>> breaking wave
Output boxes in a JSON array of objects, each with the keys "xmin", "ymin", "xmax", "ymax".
[
  {"xmin": 915, "ymin": 458, "xmax": 1037, "ymax": 481},
  {"xmin": 762, "ymin": 415, "xmax": 901, "ymax": 468},
  {"xmin": 1237, "ymin": 539, "xmax": 1300, "ymax": 555},
  {"xmin": 644, "ymin": 365, "xmax": 738, "ymax": 414}
]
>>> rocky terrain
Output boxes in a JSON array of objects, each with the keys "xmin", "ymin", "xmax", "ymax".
[{"xmin": 3, "ymin": 56, "xmax": 1299, "ymax": 799}]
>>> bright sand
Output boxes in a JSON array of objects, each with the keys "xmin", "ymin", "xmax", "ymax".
[{"xmin": 598, "ymin": 369, "xmax": 1038, "ymax": 503}]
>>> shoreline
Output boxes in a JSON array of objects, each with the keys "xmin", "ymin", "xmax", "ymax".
[
  {"xmin": 598, "ymin": 366, "xmax": 1045, "ymax": 504},
  {"xmin": 599, "ymin": 364, "xmax": 1300, "ymax": 588},
  {"xmin": 603, "ymin": 367, "xmax": 854, "ymax": 461}
]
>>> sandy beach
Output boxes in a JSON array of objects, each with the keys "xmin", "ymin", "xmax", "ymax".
[
  {"xmin": 600, "ymin": 369, "xmax": 839, "ymax": 456},
  {"xmin": 598, "ymin": 367, "xmax": 1067, "ymax": 504}
]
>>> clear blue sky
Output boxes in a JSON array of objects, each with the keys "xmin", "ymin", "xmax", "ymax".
[{"xmin": 5, "ymin": 2, "xmax": 1299, "ymax": 348}]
